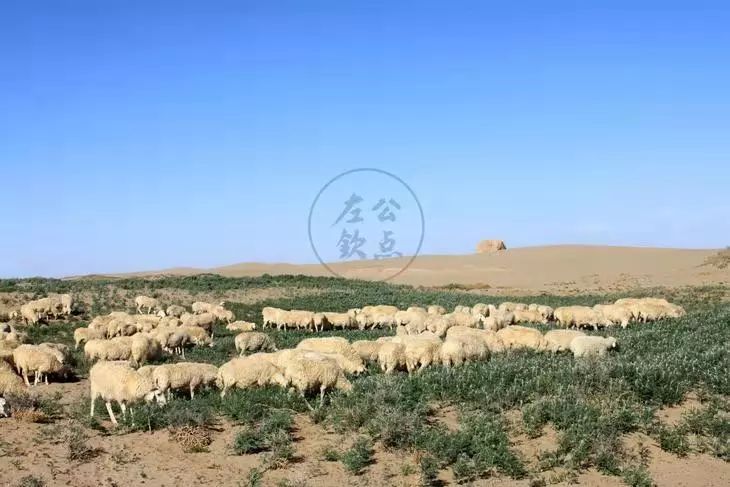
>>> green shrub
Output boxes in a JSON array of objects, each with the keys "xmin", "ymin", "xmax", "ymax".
[{"xmin": 340, "ymin": 436, "xmax": 374, "ymax": 475}]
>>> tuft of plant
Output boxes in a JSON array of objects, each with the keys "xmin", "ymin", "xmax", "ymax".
[
  {"xmin": 340, "ymin": 436, "xmax": 374, "ymax": 475},
  {"xmin": 15, "ymin": 476, "xmax": 45, "ymax": 487},
  {"xmin": 65, "ymin": 425, "xmax": 103, "ymax": 462},
  {"xmin": 622, "ymin": 465, "xmax": 654, "ymax": 487},
  {"xmin": 418, "ymin": 453, "xmax": 439, "ymax": 486},
  {"xmin": 169, "ymin": 425, "xmax": 213, "ymax": 452}
]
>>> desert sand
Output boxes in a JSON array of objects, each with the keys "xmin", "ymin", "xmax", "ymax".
[{"xmin": 113, "ymin": 245, "xmax": 729, "ymax": 294}]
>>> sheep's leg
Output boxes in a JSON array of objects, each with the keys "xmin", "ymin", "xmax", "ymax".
[
  {"xmin": 190, "ymin": 385, "xmax": 195, "ymax": 400},
  {"xmin": 120, "ymin": 402, "xmax": 127, "ymax": 419},
  {"xmin": 33, "ymin": 372, "xmax": 39, "ymax": 386},
  {"xmin": 106, "ymin": 402, "xmax": 118, "ymax": 425},
  {"xmin": 90, "ymin": 396, "xmax": 96, "ymax": 418},
  {"xmin": 45, "ymin": 374, "xmax": 49, "ymax": 385},
  {"xmin": 319, "ymin": 386, "xmax": 326, "ymax": 407}
]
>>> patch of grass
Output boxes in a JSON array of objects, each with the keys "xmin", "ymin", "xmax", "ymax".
[
  {"xmin": 655, "ymin": 425, "xmax": 690, "ymax": 457},
  {"xmin": 15, "ymin": 476, "xmax": 45, "ymax": 487},
  {"xmin": 232, "ymin": 409, "xmax": 295, "ymax": 468},
  {"xmin": 703, "ymin": 247, "xmax": 730, "ymax": 269},
  {"xmin": 169, "ymin": 425, "xmax": 213, "ymax": 452},
  {"xmin": 65, "ymin": 425, "xmax": 103, "ymax": 462},
  {"xmin": 622, "ymin": 465, "xmax": 653, "ymax": 487},
  {"xmin": 340, "ymin": 436, "xmax": 374, "ymax": 475}
]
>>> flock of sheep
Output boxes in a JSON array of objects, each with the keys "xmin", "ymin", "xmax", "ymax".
[{"xmin": 0, "ymin": 294, "xmax": 684, "ymax": 425}]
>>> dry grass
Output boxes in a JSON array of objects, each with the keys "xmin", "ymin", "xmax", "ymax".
[
  {"xmin": 169, "ymin": 425, "xmax": 213, "ymax": 452},
  {"xmin": 12, "ymin": 408, "xmax": 50, "ymax": 424},
  {"xmin": 703, "ymin": 247, "xmax": 730, "ymax": 269}
]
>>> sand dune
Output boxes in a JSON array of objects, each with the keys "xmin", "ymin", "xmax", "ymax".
[{"xmin": 110, "ymin": 245, "xmax": 728, "ymax": 294}]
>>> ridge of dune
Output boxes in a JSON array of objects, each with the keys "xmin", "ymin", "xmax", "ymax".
[{"xmin": 96, "ymin": 245, "xmax": 728, "ymax": 293}]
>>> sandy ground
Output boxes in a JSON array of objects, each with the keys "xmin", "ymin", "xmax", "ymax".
[
  {"xmin": 1, "ymin": 381, "xmax": 728, "ymax": 487},
  {"xmin": 108, "ymin": 245, "xmax": 729, "ymax": 294}
]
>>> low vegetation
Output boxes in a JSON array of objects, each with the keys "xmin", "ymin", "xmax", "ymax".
[{"xmin": 2, "ymin": 275, "xmax": 729, "ymax": 486}]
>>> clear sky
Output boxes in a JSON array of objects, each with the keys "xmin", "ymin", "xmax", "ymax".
[{"xmin": 1, "ymin": 1, "xmax": 728, "ymax": 277}]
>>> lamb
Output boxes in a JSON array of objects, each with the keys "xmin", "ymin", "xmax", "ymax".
[
  {"xmin": 226, "ymin": 321, "xmax": 257, "ymax": 332},
  {"xmin": 234, "ymin": 332, "xmax": 277, "ymax": 355},
  {"xmin": 12, "ymin": 345, "xmax": 64, "ymax": 386},
  {"xmin": 351, "ymin": 340, "xmax": 382, "ymax": 363},
  {"xmin": 282, "ymin": 351, "xmax": 353, "ymax": 405},
  {"xmin": 544, "ymin": 329, "xmax": 586, "ymax": 353},
  {"xmin": 296, "ymin": 337, "xmax": 365, "ymax": 374},
  {"xmin": 377, "ymin": 341, "xmax": 406, "ymax": 374},
  {"xmin": 496, "ymin": 326, "xmax": 546, "ymax": 351},
  {"xmin": 74, "ymin": 327, "xmax": 107, "ymax": 349},
  {"xmin": 166, "ymin": 305, "xmax": 186, "ymax": 318},
  {"xmin": 570, "ymin": 336, "xmax": 618, "ymax": 358},
  {"xmin": 217, "ymin": 356, "xmax": 289, "ymax": 397},
  {"xmin": 0, "ymin": 361, "xmax": 25, "ymax": 395},
  {"xmin": 152, "ymin": 362, "xmax": 218, "ymax": 399},
  {"xmin": 89, "ymin": 361, "xmax": 167, "ymax": 425},
  {"xmin": 192, "ymin": 301, "xmax": 223, "ymax": 315},
  {"xmin": 135, "ymin": 295, "xmax": 160, "ymax": 314},
  {"xmin": 532, "ymin": 304, "xmax": 555, "ymax": 321}
]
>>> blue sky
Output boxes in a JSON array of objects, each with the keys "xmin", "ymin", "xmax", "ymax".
[{"xmin": 1, "ymin": 1, "xmax": 728, "ymax": 277}]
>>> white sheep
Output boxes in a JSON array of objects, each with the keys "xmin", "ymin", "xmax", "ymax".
[
  {"xmin": 543, "ymin": 329, "xmax": 586, "ymax": 353},
  {"xmin": 0, "ymin": 396, "xmax": 8, "ymax": 417},
  {"xmin": 211, "ymin": 306, "xmax": 235, "ymax": 323},
  {"xmin": 392, "ymin": 335, "xmax": 442, "ymax": 374},
  {"xmin": 427, "ymin": 305, "xmax": 446, "ymax": 315},
  {"xmin": 89, "ymin": 361, "xmax": 166, "ymax": 425},
  {"xmin": 282, "ymin": 351, "xmax": 353, "ymax": 405},
  {"xmin": 445, "ymin": 326, "xmax": 505, "ymax": 353},
  {"xmin": 296, "ymin": 337, "xmax": 365, "ymax": 374},
  {"xmin": 513, "ymin": 309, "xmax": 548, "ymax": 325},
  {"xmin": 12, "ymin": 344, "xmax": 64, "ymax": 386},
  {"xmin": 166, "ymin": 305, "xmax": 186, "ymax": 318},
  {"xmin": 593, "ymin": 304, "xmax": 633, "ymax": 328},
  {"xmin": 217, "ymin": 356, "xmax": 289, "ymax": 397},
  {"xmin": 495, "ymin": 326, "xmax": 546, "ymax": 351},
  {"xmin": 554, "ymin": 306, "xmax": 607, "ymax": 329},
  {"xmin": 226, "ymin": 321, "xmax": 257, "ymax": 332},
  {"xmin": 0, "ymin": 361, "xmax": 25, "ymax": 395},
  {"xmin": 74, "ymin": 327, "xmax": 107, "ymax": 349},
  {"xmin": 152, "ymin": 362, "xmax": 218, "ymax": 399},
  {"xmin": 351, "ymin": 340, "xmax": 382, "ymax": 363},
  {"xmin": 235, "ymin": 332, "xmax": 277, "ymax": 355},
  {"xmin": 570, "ymin": 336, "xmax": 618, "ymax": 358},
  {"xmin": 135, "ymin": 295, "xmax": 160, "ymax": 314},
  {"xmin": 377, "ymin": 341, "xmax": 406, "ymax": 374},
  {"xmin": 181, "ymin": 312, "xmax": 216, "ymax": 335}
]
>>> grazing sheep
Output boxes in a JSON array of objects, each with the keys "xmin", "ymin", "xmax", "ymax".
[
  {"xmin": 152, "ymin": 362, "xmax": 218, "ymax": 399},
  {"xmin": 593, "ymin": 304, "xmax": 632, "ymax": 328},
  {"xmin": 217, "ymin": 356, "xmax": 289, "ymax": 397},
  {"xmin": 12, "ymin": 345, "xmax": 64, "ymax": 386},
  {"xmin": 498, "ymin": 302, "xmax": 527, "ymax": 313},
  {"xmin": 427, "ymin": 305, "xmax": 446, "ymax": 315},
  {"xmin": 283, "ymin": 351, "xmax": 353, "ymax": 405},
  {"xmin": 74, "ymin": 327, "xmax": 107, "ymax": 349},
  {"xmin": 181, "ymin": 313, "xmax": 216, "ymax": 335},
  {"xmin": 19, "ymin": 304, "xmax": 41, "ymax": 325},
  {"xmin": 445, "ymin": 311, "xmax": 480, "ymax": 328},
  {"xmin": 377, "ymin": 341, "xmax": 406, "ymax": 374},
  {"xmin": 0, "ymin": 361, "xmax": 25, "ymax": 395},
  {"xmin": 445, "ymin": 326, "xmax": 505, "ymax": 353},
  {"xmin": 513, "ymin": 309, "xmax": 548, "ymax": 325},
  {"xmin": 544, "ymin": 329, "xmax": 586, "ymax": 353},
  {"xmin": 351, "ymin": 340, "xmax": 382, "ymax": 363},
  {"xmin": 496, "ymin": 326, "xmax": 546, "ymax": 351},
  {"xmin": 261, "ymin": 306, "xmax": 282, "ymax": 329},
  {"xmin": 392, "ymin": 336, "xmax": 442, "ymax": 374},
  {"xmin": 322, "ymin": 312, "xmax": 353, "ymax": 331},
  {"xmin": 211, "ymin": 306, "xmax": 235, "ymax": 323},
  {"xmin": 176, "ymin": 326, "xmax": 212, "ymax": 347},
  {"xmin": 234, "ymin": 332, "xmax": 277, "ymax": 355},
  {"xmin": 226, "ymin": 321, "xmax": 257, "ymax": 332},
  {"xmin": 135, "ymin": 296, "xmax": 160, "ymax": 314},
  {"xmin": 85, "ymin": 335, "xmax": 161, "ymax": 367},
  {"xmin": 89, "ymin": 361, "xmax": 166, "ymax": 425},
  {"xmin": 570, "ymin": 336, "xmax": 618, "ymax": 358},
  {"xmin": 440, "ymin": 338, "xmax": 467, "ymax": 367},
  {"xmin": 554, "ymin": 306, "xmax": 606, "ymax": 329},
  {"xmin": 296, "ymin": 337, "xmax": 365, "ymax": 375},
  {"xmin": 166, "ymin": 305, "xmax": 186, "ymax": 318}
]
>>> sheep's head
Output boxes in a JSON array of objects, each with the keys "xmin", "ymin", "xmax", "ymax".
[
  {"xmin": 270, "ymin": 373, "xmax": 289, "ymax": 388},
  {"xmin": 0, "ymin": 397, "xmax": 9, "ymax": 417},
  {"xmin": 607, "ymin": 337, "xmax": 618, "ymax": 349},
  {"xmin": 145, "ymin": 389, "xmax": 167, "ymax": 406},
  {"xmin": 156, "ymin": 310, "xmax": 166, "ymax": 317}
]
